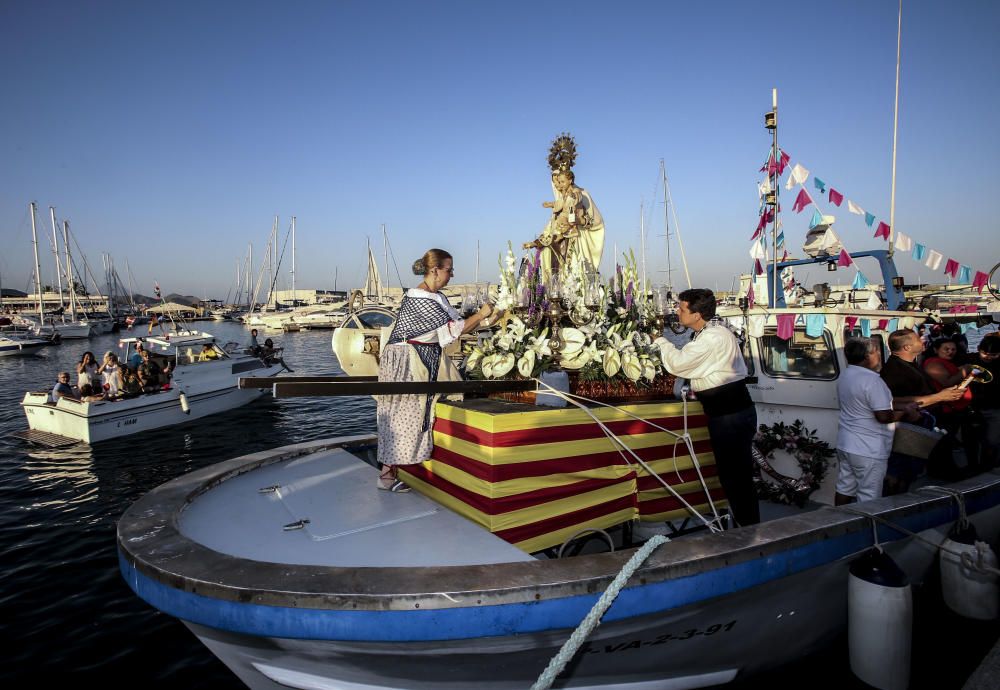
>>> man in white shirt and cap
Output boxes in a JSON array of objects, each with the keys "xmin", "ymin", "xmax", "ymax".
[{"xmin": 653, "ymin": 289, "xmax": 759, "ymax": 526}]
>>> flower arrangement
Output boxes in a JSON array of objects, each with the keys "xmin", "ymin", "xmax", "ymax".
[
  {"xmin": 466, "ymin": 245, "xmax": 671, "ymax": 396},
  {"xmin": 751, "ymin": 420, "xmax": 834, "ymax": 506}
]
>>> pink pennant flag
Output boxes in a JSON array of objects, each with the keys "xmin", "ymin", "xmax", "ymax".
[
  {"xmin": 781, "ymin": 249, "xmax": 789, "ymax": 262},
  {"xmin": 878, "ymin": 319, "xmax": 889, "ymax": 330},
  {"xmin": 829, "ymin": 188, "xmax": 844, "ymax": 207},
  {"xmin": 776, "ymin": 314, "xmax": 795, "ymax": 340},
  {"xmin": 792, "ymin": 188, "xmax": 812, "ymax": 213},
  {"xmin": 973, "ymin": 271, "xmax": 990, "ymax": 293},
  {"xmin": 943, "ymin": 258, "xmax": 960, "ymax": 278},
  {"xmin": 747, "ymin": 283, "xmax": 755, "ymax": 308},
  {"xmin": 754, "ymin": 259, "xmax": 764, "ymax": 276},
  {"xmin": 777, "ymin": 150, "xmax": 790, "ymax": 175},
  {"xmin": 750, "ymin": 226, "xmax": 762, "ymax": 241},
  {"xmin": 845, "ymin": 316, "xmax": 859, "ymax": 330},
  {"xmin": 874, "ymin": 221, "xmax": 891, "ymax": 240},
  {"xmin": 837, "ymin": 249, "xmax": 853, "ymax": 267}
]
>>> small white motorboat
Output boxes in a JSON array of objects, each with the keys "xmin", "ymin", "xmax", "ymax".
[
  {"xmin": 20, "ymin": 331, "xmax": 286, "ymax": 444},
  {"xmin": 0, "ymin": 334, "xmax": 49, "ymax": 357}
]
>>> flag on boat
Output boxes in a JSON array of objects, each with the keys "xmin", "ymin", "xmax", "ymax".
[
  {"xmin": 894, "ymin": 232, "xmax": 912, "ymax": 251},
  {"xmin": 848, "ymin": 200, "xmax": 865, "ymax": 215}
]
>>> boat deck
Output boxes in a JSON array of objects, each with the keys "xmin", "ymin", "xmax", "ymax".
[{"xmin": 178, "ymin": 446, "xmax": 534, "ymax": 567}]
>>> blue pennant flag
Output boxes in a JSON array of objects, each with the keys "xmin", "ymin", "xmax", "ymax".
[
  {"xmin": 814, "ymin": 177, "xmax": 826, "ymax": 193},
  {"xmin": 912, "ymin": 243, "xmax": 926, "ymax": 261},
  {"xmin": 888, "ymin": 318, "xmax": 899, "ymax": 332},
  {"xmin": 864, "ymin": 212, "xmax": 876, "ymax": 228},
  {"xmin": 860, "ymin": 319, "xmax": 871, "ymax": 337},
  {"xmin": 809, "ymin": 209, "xmax": 823, "ymax": 229},
  {"xmin": 776, "ymin": 231, "xmax": 785, "ymax": 248},
  {"xmin": 852, "ymin": 271, "xmax": 869, "ymax": 290},
  {"xmin": 958, "ymin": 265, "xmax": 972, "ymax": 283},
  {"xmin": 960, "ymin": 322, "xmax": 974, "ymax": 335}
]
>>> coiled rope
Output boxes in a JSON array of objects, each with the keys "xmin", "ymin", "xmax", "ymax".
[{"xmin": 530, "ymin": 534, "xmax": 669, "ymax": 690}]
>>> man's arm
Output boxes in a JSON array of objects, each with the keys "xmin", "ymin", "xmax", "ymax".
[
  {"xmin": 892, "ymin": 386, "xmax": 965, "ymax": 409},
  {"xmin": 653, "ymin": 335, "xmax": 718, "ymax": 379}
]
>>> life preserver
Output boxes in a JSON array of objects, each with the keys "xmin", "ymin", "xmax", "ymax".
[{"xmin": 752, "ymin": 420, "xmax": 834, "ymax": 505}]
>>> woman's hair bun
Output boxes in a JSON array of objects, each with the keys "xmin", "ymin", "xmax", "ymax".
[{"xmin": 412, "ymin": 259, "xmax": 426, "ymax": 275}]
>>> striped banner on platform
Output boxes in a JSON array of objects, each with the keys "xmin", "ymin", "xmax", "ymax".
[{"xmin": 399, "ymin": 399, "xmax": 726, "ymax": 553}]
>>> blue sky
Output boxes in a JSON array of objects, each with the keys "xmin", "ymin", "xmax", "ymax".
[{"xmin": 2, "ymin": 1, "xmax": 998, "ymax": 300}]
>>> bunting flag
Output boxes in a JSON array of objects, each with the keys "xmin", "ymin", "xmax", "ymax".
[
  {"xmin": 785, "ymin": 163, "xmax": 810, "ymax": 189},
  {"xmin": 747, "ymin": 283, "xmax": 755, "ymax": 308},
  {"xmin": 925, "ymin": 250, "xmax": 943, "ymax": 271},
  {"xmin": 792, "ymin": 188, "xmax": 812, "ymax": 213},
  {"xmin": 776, "ymin": 314, "xmax": 795, "ymax": 340},
  {"xmin": 944, "ymin": 258, "xmax": 960, "ymax": 278},
  {"xmin": 781, "ymin": 249, "xmax": 789, "ymax": 261},
  {"xmin": 852, "ymin": 272, "xmax": 869, "ymax": 290},
  {"xmin": 806, "ymin": 314, "xmax": 825, "ymax": 337},
  {"xmin": 750, "ymin": 225, "xmax": 763, "ymax": 241},
  {"xmin": 888, "ymin": 318, "xmax": 899, "ymax": 332},
  {"xmin": 865, "ymin": 291, "xmax": 882, "ymax": 309},
  {"xmin": 838, "ymin": 249, "xmax": 853, "ymax": 267},
  {"xmin": 814, "ymin": 177, "xmax": 826, "ymax": 193},
  {"xmin": 750, "ymin": 241, "xmax": 767, "ymax": 259},
  {"xmin": 848, "ymin": 200, "xmax": 865, "ymax": 215},
  {"xmin": 754, "ymin": 258, "xmax": 764, "ymax": 276},
  {"xmin": 777, "ymin": 150, "xmax": 790, "ymax": 175},
  {"xmin": 776, "ymin": 231, "xmax": 785, "ymax": 248},
  {"xmin": 758, "ymin": 178, "xmax": 772, "ymax": 198},
  {"xmin": 958, "ymin": 265, "xmax": 972, "ymax": 284},
  {"xmin": 894, "ymin": 232, "xmax": 912, "ymax": 251},
  {"xmin": 809, "ymin": 209, "xmax": 823, "ymax": 229},
  {"xmin": 819, "ymin": 227, "xmax": 840, "ymax": 251},
  {"xmin": 860, "ymin": 319, "xmax": 871, "ymax": 337},
  {"xmin": 973, "ymin": 271, "xmax": 990, "ymax": 293},
  {"xmin": 829, "ymin": 188, "xmax": 844, "ymax": 206},
  {"xmin": 864, "ymin": 212, "xmax": 876, "ymax": 228},
  {"xmin": 874, "ymin": 221, "xmax": 891, "ymax": 240},
  {"xmin": 878, "ymin": 319, "xmax": 889, "ymax": 331},
  {"xmin": 912, "ymin": 243, "xmax": 926, "ymax": 261},
  {"xmin": 845, "ymin": 315, "xmax": 859, "ymax": 330}
]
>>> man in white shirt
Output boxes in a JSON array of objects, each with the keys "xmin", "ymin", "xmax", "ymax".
[
  {"xmin": 835, "ymin": 338, "xmax": 919, "ymax": 504},
  {"xmin": 654, "ymin": 289, "xmax": 759, "ymax": 526}
]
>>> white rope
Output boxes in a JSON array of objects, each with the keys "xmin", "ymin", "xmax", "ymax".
[
  {"xmin": 533, "ymin": 379, "xmax": 723, "ymax": 532},
  {"xmin": 530, "ymin": 534, "xmax": 669, "ymax": 690}
]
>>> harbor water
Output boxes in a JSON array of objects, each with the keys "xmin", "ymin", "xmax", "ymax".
[{"xmin": 1, "ymin": 321, "xmax": 997, "ymax": 687}]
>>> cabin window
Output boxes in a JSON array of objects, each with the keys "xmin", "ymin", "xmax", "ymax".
[
  {"xmin": 357, "ymin": 312, "xmax": 395, "ymax": 329},
  {"xmin": 843, "ymin": 330, "xmax": 887, "ymax": 367},
  {"xmin": 758, "ymin": 328, "xmax": 838, "ymax": 380}
]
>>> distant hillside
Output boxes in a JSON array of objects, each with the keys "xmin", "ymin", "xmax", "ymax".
[{"xmin": 131, "ymin": 293, "xmax": 201, "ymax": 307}]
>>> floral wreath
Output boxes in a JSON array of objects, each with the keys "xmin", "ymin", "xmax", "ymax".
[{"xmin": 752, "ymin": 420, "xmax": 834, "ymax": 506}]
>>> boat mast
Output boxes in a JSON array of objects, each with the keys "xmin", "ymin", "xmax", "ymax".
[
  {"xmin": 767, "ymin": 88, "xmax": 780, "ymax": 306},
  {"xmin": 660, "ymin": 161, "xmax": 692, "ymax": 290},
  {"xmin": 270, "ymin": 215, "xmax": 278, "ymax": 309},
  {"xmin": 660, "ymin": 160, "xmax": 673, "ymax": 294},
  {"xmin": 382, "ymin": 224, "xmax": 389, "ymax": 293},
  {"xmin": 29, "ymin": 202, "xmax": 45, "ymax": 321},
  {"xmin": 63, "ymin": 220, "xmax": 78, "ymax": 321},
  {"xmin": 247, "ymin": 243, "xmax": 253, "ymax": 308},
  {"xmin": 887, "ymin": 0, "xmax": 903, "ymax": 257},
  {"xmin": 49, "ymin": 206, "xmax": 65, "ymax": 309},
  {"xmin": 639, "ymin": 200, "xmax": 647, "ymax": 292},
  {"xmin": 291, "ymin": 216, "xmax": 296, "ymax": 307}
]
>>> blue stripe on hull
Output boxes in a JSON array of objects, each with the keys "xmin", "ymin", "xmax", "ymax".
[{"xmin": 119, "ymin": 494, "xmax": 989, "ymax": 643}]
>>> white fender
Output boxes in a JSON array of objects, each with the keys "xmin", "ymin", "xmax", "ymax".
[
  {"xmin": 940, "ymin": 538, "xmax": 999, "ymax": 620},
  {"xmin": 848, "ymin": 549, "xmax": 912, "ymax": 690},
  {"xmin": 179, "ymin": 392, "xmax": 191, "ymax": 414}
]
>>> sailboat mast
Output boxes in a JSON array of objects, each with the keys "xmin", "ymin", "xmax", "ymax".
[
  {"xmin": 660, "ymin": 160, "xmax": 673, "ymax": 293},
  {"xmin": 269, "ymin": 216, "xmax": 278, "ymax": 309},
  {"xmin": 660, "ymin": 163, "xmax": 692, "ymax": 290},
  {"xmin": 639, "ymin": 200, "xmax": 647, "ymax": 292},
  {"xmin": 247, "ymin": 243, "xmax": 253, "ymax": 307},
  {"xmin": 63, "ymin": 220, "xmax": 77, "ymax": 321},
  {"xmin": 49, "ymin": 206, "xmax": 65, "ymax": 309},
  {"xmin": 768, "ymin": 88, "xmax": 780, "ymax": 306},
  {"xmin": 382, "ymin": 224, "xmax": 388, "ymax": 293},
  {"xmin": 29, "ymin": 202, "xmax": 45, "ymax": 320},
  {"xmin": 887, "ymin": 0, "xmax": 903, "ymax": 257},
  {"xmin": 291, "ymin": 216, "xmax": 297, "ymax": 306}
]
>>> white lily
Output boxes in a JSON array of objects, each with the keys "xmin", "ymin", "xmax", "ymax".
[
  {"xmin": 559, "ymin": 327, "xmax": 586, "ymax": 355},
  {"xmin": 622, "ymin": 351, "xmax": 642, "ymax": 381},
  {"xmin": 560, "ymin": 347, "xmax": 590, "ymax": 370},
  {"xmin": 603, "ymin": 348, "xmax": 621, "ymax": 377},
  {"xmin": 517, "ymin": 350, "xmax": 535, "ymax": 377},
  {"xmin": 640, "ymin": 355, "xmax": 657, "ymax": 382},
  {"xmin": 481, "ymin": 353, "xmax": 497, "ymax": 378},
  {"xmin": 465, "ymin": 348, "xmax": 484, "ymax": 372}
]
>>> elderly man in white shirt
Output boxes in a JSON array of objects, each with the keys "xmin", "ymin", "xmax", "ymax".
[
  {"xmin": 835, "ymin": 337, "xmax": 919, "ymax": 504},
  {"xmin": 653, "ymin": 289, "xmax": 759, "ymax": 526}
]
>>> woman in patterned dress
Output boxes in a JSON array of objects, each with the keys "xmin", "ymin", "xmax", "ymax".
[{"xmin": 376, "ymin": 249, "xmax": 494, "ymax": 491}]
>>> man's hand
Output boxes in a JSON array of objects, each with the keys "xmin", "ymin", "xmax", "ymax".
[{"xmin": 935, "ymin": 386, "xmax": 965, "ymax": 402}]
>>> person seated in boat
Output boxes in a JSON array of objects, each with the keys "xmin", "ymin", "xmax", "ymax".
[
  {"xmin": 834, "ymin": 338, "xmax": 920, "ymax": 506},
  {"xmin": 248, "ymin": 328, "xmax": 261, "ymax": 356},
  {"xmin": 77, "ymin": 351, "xmax": 99, "ymax": 388},
  {"xmin": 97, "ymin": 351, "xmax": 122, "ymax": 397},
  {"xmin": 128, "ymin": 341, "xmax": 146, "ymax": 370},
  {"xmin": 970, "ymin": 336, "xmax": 1000, "ymax": 469},
  {"xmin": 199, "ymin": 343, "xmax": 220, "ymax": 361},
  {"xmin": 880, "ymin": 329, "xmax": 966, "ymax": 491},
  {"xmin": 652, "ymin": 288, "xmax": 759, "ymax": 527},
  {"xmin": 79, "ymin": 383, "xmax": 108, "ymax": 402},
  {"xmin": 260, "ymin": 338, "xmax": 275, "ymax": 363},
  {"xmin": 119, "ymin": 365, "xmax": 143, "ymax": 398},
  {"xmin": 137, "ymin": 350, "xmax": 163, "ymax": 393},
  {"xmin": 376, "ymin": 248, "xmax": 494, "ymax": 492},
  {"xmin": 51, "ymin": 371, "xmax": 79, "ymax": 402}
]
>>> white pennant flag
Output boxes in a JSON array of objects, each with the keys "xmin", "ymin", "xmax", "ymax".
[
  {"xmin": 819, "ymin": 227, "xmax": 840, "ymax": 250},
  {"xmin": 757, "ymin": 178, "xmax": 772, "ymax": 199},
  {"xmin": 847, "ymin": 200, "xmax": 865, "ymax": 215},
  {"xmin": 750, "ymin": 240, "xmax": 767, "ymax": 259},
  {"xmin": 894, "ymin": 232, "xmax": 912, "ymax": 251},
  {"xmin": 865, "ymin": 291, "xmax": 883, "ymax": 309},
  {"xmin": 785, "ymin": 163, "xmax": 809, "ymax": 190},
  {"xmin": 925, "ymin": 249, "xmax": 943, "ymax": 271}
]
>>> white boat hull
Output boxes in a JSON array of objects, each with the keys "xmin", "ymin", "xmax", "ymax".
[{"xmin": 0, "ymin": 337, "xmax": 49, "ymax": 357}]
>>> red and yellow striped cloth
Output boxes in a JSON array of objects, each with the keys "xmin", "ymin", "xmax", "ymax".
[{"xmin": 399, "ymin": 399, "xmax": 725, "ymax": 553}]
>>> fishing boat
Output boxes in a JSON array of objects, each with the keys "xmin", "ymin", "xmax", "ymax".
[
  {"xmin": 0, "ymin": 334, "xmax": 49, "ymax": 357},
  {"xmin": 20, "ymin": 331, "xmax": 287, "ymax": 444}
]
